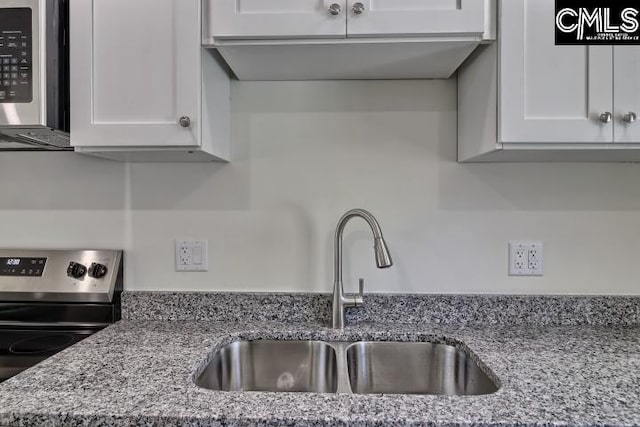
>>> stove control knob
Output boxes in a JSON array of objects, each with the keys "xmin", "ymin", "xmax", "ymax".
[
  {"xmin": 88, "ymin": 263, "xmax": 108, "ymax": 279},
  {"xmin": 67, "ymin": 262, "xmax": 87, "ymax": 279}
]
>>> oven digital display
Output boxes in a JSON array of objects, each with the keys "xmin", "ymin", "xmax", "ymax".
[{"xmin": 0, "ymin": 257, "xmax": 46, "ymax": 276}]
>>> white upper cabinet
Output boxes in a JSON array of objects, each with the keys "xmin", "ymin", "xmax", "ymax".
[
  {"xmin": 499, "ymin": 0, "xmax": 613, "ymax": 144},
  {"xmin": 208, "ymin": 0, "xmax": 347, "ymax": 39},
  {"xmin": 458, "ymin": 0, "xmax": 640, "ymax": 162},
  {"xmin": 203, "ymin": 0, "xmax": 494, "ymax": 80},
  {"xmin": 71, "ymin": 0, "xmax": 230, "ymax": 162},
  {"xmin": 614, "ymin": 47, "xmax": 640, "ymax": 143},
  {"xmin": 73, "ymin": 0, "xmax": 199, "ymax": 148},
  {"xmin": 346, "ymin": 0, "xmax": 486, "ymax": 38},
  {"xmin": 207, "ymin": 0, "xmax": 486, "ymax": 40}
]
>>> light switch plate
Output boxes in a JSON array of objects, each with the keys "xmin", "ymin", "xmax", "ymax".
[
  {"xmin": 509, "ymin": 241, "xmax": 543, "ymax": 276},
  {"xmin": 175, "ymin": 240, "xmax": 208, "ymax": 272}
]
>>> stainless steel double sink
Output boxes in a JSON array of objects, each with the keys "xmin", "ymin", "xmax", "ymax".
[{"xmin": 195, "ymin": 340, "xmax": 499, "ymax": 395}]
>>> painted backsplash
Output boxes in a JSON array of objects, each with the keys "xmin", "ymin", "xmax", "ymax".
[{"xmin": 1, "ymin": 79, "xmax": 640, "ymax": 294}]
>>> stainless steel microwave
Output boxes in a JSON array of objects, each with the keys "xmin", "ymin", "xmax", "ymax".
[{"xmin": 0, "ymin": 0, "xmax": 70, "ymax": 151}]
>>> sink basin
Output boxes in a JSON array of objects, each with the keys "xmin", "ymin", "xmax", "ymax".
[
  {"xmin": 195, "ymin": 340, "xmax": 338, "ymax": 393},
  {"xmin": 195, "ymin": 339, "xmax": 498, "ymax": 396},
  {"xmin": 346, "ymin": 341, "xmax": 498, "ymax": 395}
]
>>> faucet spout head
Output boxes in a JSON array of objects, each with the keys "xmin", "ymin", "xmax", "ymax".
[{"xmin": 374, "ymin": 237, "xmax": 393, "ymax": 269}]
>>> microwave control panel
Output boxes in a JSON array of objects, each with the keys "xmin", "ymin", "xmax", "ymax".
[{"xmin": 0, "ymin": 8, "xmax": 32, "ymax": 103}]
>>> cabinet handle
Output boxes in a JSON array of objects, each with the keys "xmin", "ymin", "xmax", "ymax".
[
  {"xmin": 599, "ymin": 112, "xmax": 613, "ymax": 123},
  {"xmin": 352, "ymin": 2, "xmax": 365, "ymax": 14},
  {"xmin": 179, "ymin": 116, "xmax": 191, "ymax": 128},
  {"xmin": 623, "ymin": 112, "xmax": 637, "ymax": 124},
  {"xmin": 328, "ymin": 3, "xmax": 341, "ymax": 15}
]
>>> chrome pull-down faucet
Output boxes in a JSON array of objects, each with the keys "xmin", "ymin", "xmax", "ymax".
[{"xmin": 332, "ymin": 209, "xmax": 393, "ymax": 329}]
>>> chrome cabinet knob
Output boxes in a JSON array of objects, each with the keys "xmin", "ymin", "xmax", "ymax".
[
  {"xmin": 352, "ymin": 2, "xmax": 365, "ymax": 14},
  {"xmin": 623, "ymin": 112, "xmax": 637, "ymax": 124},
  {"xmin": 179, "ymin": 116, "xmax": 191, "ymax": 127},
  {"xmin": 599, "ymin": 112, "xmax": 613, "ymax": 123},
  {"xmin": 328, "ymin": 3, "xmax": 341, "ymax": 15}
]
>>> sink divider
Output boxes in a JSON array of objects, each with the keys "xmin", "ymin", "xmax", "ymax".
[{"xmin": 332, "ymin": 342, "xmax": 354, "ymax": 394}]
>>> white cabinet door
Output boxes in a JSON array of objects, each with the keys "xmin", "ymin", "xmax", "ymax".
[
  {"xmin": 207, "ymin": 0, "xmax": 347, "ymax": 39},
  {"xmin": 345, "ymin": 0, "xmax": 485, "ymax": 37},
  {"xmin": 71, "ymin": 0, "xmax": 201, "ymax": 148},
  {"xmin": 614, "ymin": 47, "xmax": 640, "ymax": 143},
  {"xmin": 500, "ymin": 0, "xmax": 613, "ymax": 144}
]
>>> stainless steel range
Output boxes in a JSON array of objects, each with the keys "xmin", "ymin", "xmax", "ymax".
[{"xmin": 0, "ymin": 249, "xmax": 122, "ymax": 382}]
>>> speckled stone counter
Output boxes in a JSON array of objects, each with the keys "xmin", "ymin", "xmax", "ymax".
[
  {"xmin": 0, "ymin": 293, "xmax": 639, "ymax": 426},
  {"xmin": 122, "ymin": 292, "xmax": 640, "ymax": 326}
]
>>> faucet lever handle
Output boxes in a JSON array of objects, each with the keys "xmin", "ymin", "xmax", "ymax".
[{"xmin": 351, "ymin": 278, "xmax": 364, "ymax": 306}]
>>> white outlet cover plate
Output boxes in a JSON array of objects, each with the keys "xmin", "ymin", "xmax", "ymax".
[
  {"xmin": 509, "ymin": 241, "xmax": 543, "ymax": 276},
  {"xmin": 175, "ymin": 240, "xmax": 209, "ymax": 272}
]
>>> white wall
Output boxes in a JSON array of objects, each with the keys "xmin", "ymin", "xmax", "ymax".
[
  {"xmin": 3, "ymin": 79, "xmax": 640, "ymax": 294},
  {"xmin": 0, "ymin": 153, "xmax": 126, "ymax": 250}
]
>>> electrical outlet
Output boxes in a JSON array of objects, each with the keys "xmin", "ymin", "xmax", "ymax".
[
  {"xmin": 528, "ymin": 247, "xmax": 541, "ymax": 271},
  {"xmin": 175, "ymin": 240, "xmax": 208, "ymax": 272},
  {"xmin": 514, "ymin": 248, "xmax": 527, "ymax": 270},
  {"xmin": 509, "ymin": 242, "xmax": 543, "ymax": 276}
]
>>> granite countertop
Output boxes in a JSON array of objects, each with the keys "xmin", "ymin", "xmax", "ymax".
[{"xmin": 1, "ymin": 315, "xmax": 639, "ymax": 426}]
